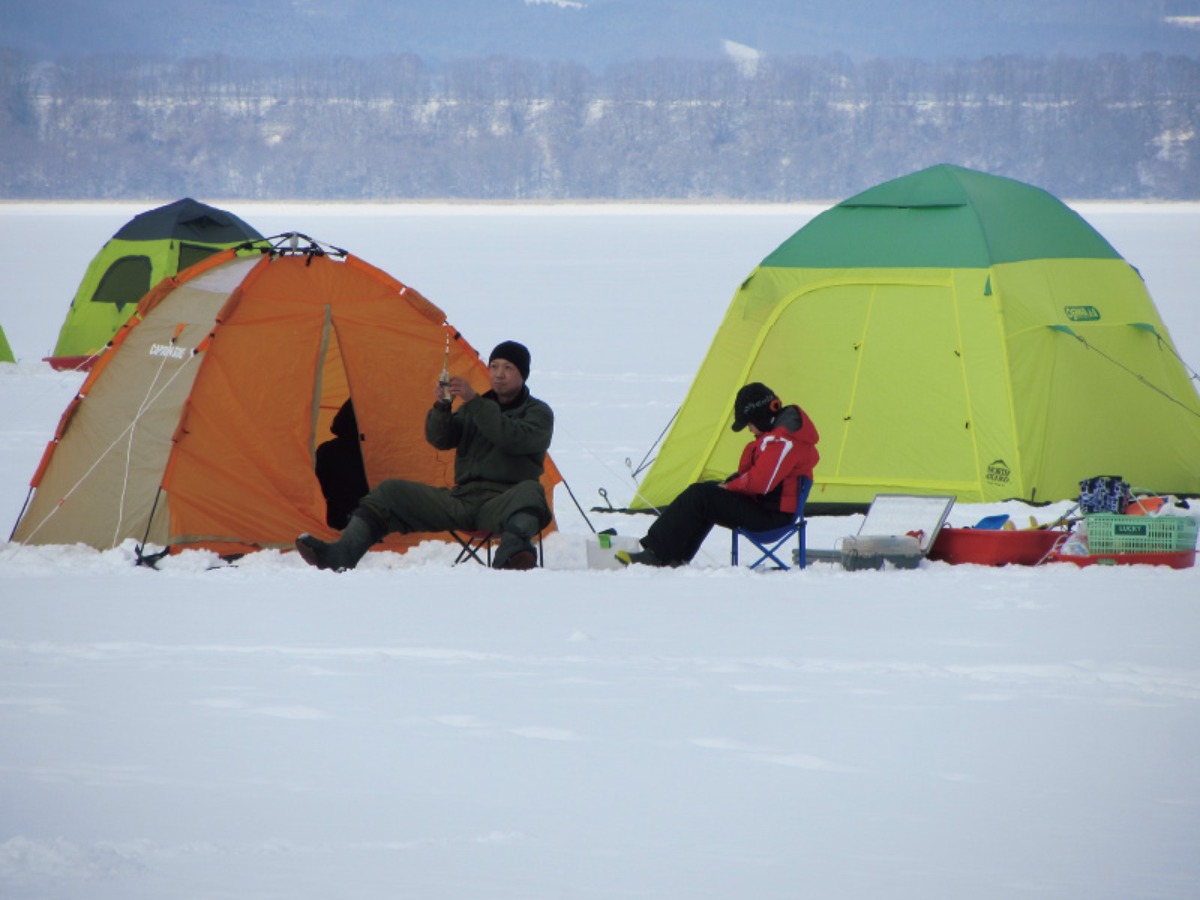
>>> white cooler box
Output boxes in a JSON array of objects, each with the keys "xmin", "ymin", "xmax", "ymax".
[{"xmin": 586, "ymin": 533, "xmax": 644, "ymax": 570}]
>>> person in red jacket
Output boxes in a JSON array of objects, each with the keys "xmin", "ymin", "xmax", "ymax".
[{"xmin": 618, "ymin": 382, "xmax": 819, "ymax": 567}]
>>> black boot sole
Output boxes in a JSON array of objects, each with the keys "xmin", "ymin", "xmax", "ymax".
[
  {"xmin": 295, "ymin": 535, "xmax": 335, "ymax": 570},
  {"xmin": 496, "ymin": 549, "xmax": 537, "ymax": 570}
]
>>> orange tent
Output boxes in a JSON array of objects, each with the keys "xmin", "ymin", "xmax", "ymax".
[{"xmin": 11, "ymin": 237, "xmax": 562, "ymax": 559}]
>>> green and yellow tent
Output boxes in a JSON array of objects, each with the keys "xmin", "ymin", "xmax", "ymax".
[
  {"xmin": 634, "ymin": 164, "xmax": 1200, "ymax": 513},
  {"xmin": 48, "ymin": 198, "xmax": 264, "ymax": 370},
  {"xmin": 0, "ymin": 324, "xmax": 14, "ymax": 363}
]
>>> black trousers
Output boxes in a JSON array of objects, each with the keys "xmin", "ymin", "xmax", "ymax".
[{"xmin": 641, "ymin": 482, "xmax": 792, "ymax": 565}]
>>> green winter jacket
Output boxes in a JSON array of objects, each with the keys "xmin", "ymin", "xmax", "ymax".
[{"xmin": 425, "ymin": 386, "xmax": 553, "ymax": 492}]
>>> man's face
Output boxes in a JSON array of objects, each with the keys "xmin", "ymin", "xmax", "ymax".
[{"xmin": 489, "ymin": 358, "xmax": 524, "ymax": 399}]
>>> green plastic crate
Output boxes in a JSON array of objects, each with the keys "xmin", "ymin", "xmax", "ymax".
[{"xmin": 1084, "ymin": 514, "xmax": 1199, "ymax": 555}]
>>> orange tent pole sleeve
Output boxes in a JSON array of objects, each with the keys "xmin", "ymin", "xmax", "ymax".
[
  {"xmin": 26, "ymin": 395, "xmax": 86, "ymax": 489},
  {"xmin": 28, "ymin": 440, "xmax": 59, "ymax": 488},
  {"xmin": 346, "ymin": 254, "xmax": 449, "ymax": 325}
]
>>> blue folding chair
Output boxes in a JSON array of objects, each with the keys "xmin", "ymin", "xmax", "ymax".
[{"xmin": 731, "ymin": 478, "xmax": 813, "ymax": 570}]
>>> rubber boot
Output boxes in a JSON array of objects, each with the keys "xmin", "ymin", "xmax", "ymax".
[
  {"xmin": 492, "ymin": 511, "xmax": 540, "ymax": 570},
  {"xmin": 295, "ymin": 509, "xmax": 381, "ymax": 572},
  {"xmin": 615, "ymin": 546, "xmax": 668, "ymax": 567}
]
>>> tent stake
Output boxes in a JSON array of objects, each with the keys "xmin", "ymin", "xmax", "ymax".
[{"xmin": 134, "ymin": 486, "xmax": 168, "ymax": 569}]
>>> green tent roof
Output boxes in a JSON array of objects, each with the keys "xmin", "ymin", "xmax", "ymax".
[{"xmin": 762, "ymin": 164, "xmax": 1122, "ymax": 269}]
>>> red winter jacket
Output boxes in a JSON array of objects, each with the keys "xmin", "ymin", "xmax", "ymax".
[{"xmin": 723, "ymin": 405, "xmax": 819, "ymax": 514}]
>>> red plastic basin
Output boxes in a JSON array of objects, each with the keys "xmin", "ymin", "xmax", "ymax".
[{"xmin": 929, "ymin": 527, "xmax": 1064, "ymax": 566}]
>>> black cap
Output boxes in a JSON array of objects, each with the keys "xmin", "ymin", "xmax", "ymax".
[
  {"xmin": 489, "ymin": 341, "xmax": 531, "ymax": 381},
  {"xmin": 732, "ymin": 382, "xmax": 777, "ymax": 432}
]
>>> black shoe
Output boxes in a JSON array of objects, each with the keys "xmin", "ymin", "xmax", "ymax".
[
  {"xmin": 493, "ymin": 525, "xmax": 538, "ymax": 570},
  {"xmin": 295, "ymin": 534, "xmax": 338, "ymax": 570},
  {"xmin": 495, "ymin": 548, "xmax": 537, "ymax": 570},
  {"xmin": 615, "ymin": 547, "xmax": 667, "ymax": 567},
  {"xmin": 295, "ymin": 533, "xmax": 364, "ymax": 572},
  {"xmin": 294, "ymin": 513, "xmax": 379, "ymax": 572}
]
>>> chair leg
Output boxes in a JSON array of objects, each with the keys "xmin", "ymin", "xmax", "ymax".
[
  {"xmin": 453, "ymin": 530, "xmax": 545, "ymax": 568},
  {"xmin": 753, "ymin": 537, "xmax": 791, "ymax": 570},
  {"xmin": 451, "ymin": 532, "xmax": 492, "ymax": 566},
  {"xmin": 733, "ymin": 523, "xmax": 807, "ymax": 571}
]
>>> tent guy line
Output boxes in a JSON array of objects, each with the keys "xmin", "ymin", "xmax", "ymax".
[
  {"xmin": 1053, "ymin": 325, "xmax": 1200, "ymax": 419},
  {"xmin": 6, "ymin": 339, "xmax": 203, "ymax": 552}
]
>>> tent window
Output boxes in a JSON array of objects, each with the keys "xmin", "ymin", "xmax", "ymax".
[
  {"xmin": 91, "ymin": 256, "xmax": 152, "ymax": 309},
  {"xmin": 178, "ymin": 242, "xmax": 223, "ymax": 273}
]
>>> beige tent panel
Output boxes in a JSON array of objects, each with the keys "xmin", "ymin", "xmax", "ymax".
[{"xmin": 13, "ymin": 257, "xmax": 258, "ymax": 549}]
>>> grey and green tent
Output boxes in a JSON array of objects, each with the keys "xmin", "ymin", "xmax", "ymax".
[
  {"xmin": 0, "ymin": 324, "xmax": 14, "ymax": 363},
  {"xmin": 48, "ymin": 198, "xmax": 264, "ymax": 369},
  {"xmin": 634, "ymin": 164, "xmax": 1200, "ymax": 513}
]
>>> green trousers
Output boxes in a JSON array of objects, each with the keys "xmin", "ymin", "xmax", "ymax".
[{"xmin": 361, "ymin": 478, "xmax": 550, "ymax": 536}]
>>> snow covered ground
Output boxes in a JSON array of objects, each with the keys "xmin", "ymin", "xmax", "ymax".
[{"xmin": 2, "ymin": 203, "xmax": 1199, "ymax": 900}]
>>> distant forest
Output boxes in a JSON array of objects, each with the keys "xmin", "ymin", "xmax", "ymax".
[{"xmin": 2, "ymin": 49, "xmax": 1198, "ymax": 200}]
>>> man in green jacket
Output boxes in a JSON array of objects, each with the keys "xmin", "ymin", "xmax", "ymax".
[{"xmin": 295, "ymin": 340, "xmax": 553, "ymax": 571}]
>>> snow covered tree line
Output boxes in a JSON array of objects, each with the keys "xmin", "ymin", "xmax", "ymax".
[{"xmin": 1, "ymin": 48, "xmax": 1197, "ymax": 200}]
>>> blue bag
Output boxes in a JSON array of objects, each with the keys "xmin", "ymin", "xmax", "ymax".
[{"xmin": 1079, "ymin": 476, "xmax": 1131, "ymax": 515}]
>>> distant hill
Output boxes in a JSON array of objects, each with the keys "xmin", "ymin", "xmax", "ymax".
[
  {"xmin": 6, "ymin": 0, "xmax": 1200, "ymax": 68},
  {"xmin": 3, "ymin": 50, "xmax": 1196, "ymax": 200},
  {"xmin": 3, "ymin": 2, "xmax": 1198, "ymax": 201}
]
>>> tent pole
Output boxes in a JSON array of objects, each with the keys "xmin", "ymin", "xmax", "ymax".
[
  {"xmin": 134, "ymin": 486, "xmax": 169, "ymax": 569},
  {"xmin": 629, "ymin": 407, "xmax": 678, "ymax": 479},
  {"xmin": 8, "ymin": 486, "xmax": 35, "ymax": 542},
  {"xmin": 559, "ymin": 476, "xmax": 597, "ymax": 534}
]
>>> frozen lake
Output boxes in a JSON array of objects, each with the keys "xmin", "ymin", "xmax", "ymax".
[{"xmin": 2, "ymin": 202, "xmax": 1199, "ymax": 900}]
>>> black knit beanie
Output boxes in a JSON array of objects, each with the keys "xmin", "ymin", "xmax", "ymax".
[{"xmin": 489, "ymin": 341, "xmax": 531, "ymax": 381}]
